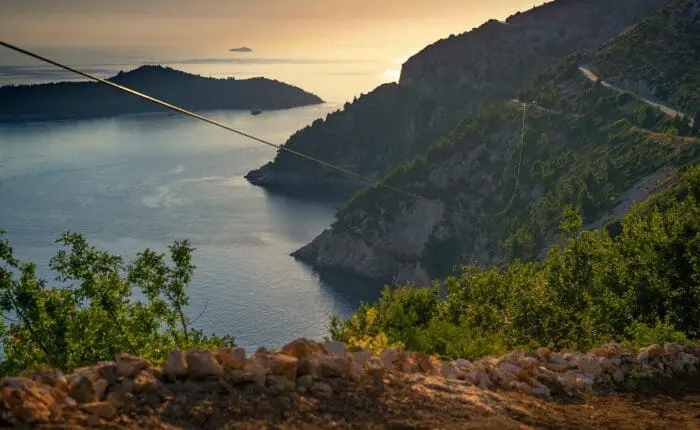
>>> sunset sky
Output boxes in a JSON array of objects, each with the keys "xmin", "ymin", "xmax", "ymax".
[{"xmin": 1, "ymin": 0, "xmax": 543, "ymax": 101}]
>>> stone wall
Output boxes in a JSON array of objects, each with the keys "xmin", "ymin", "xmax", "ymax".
[{"xmin": 1, "ymin": 339, "xmax": 698, "ymax": 426}]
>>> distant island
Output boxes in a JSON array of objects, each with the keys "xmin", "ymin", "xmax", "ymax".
[
  {"xmin": 0, "ymin": 65, "xmax": 323, "ymax": 122},
  {"xmin": 230, "ymin": 47, "xmax": 253, "ymax": 52}
]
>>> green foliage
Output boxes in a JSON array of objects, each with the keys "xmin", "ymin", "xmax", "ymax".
[
  {"xmin": 559, "ymin": 204, "xmax": 583, "ymax": 237},
  {"xmin": 332, "ymin": 166, "xmax": 700, "ymax": 358},
  {"xmin": 595, "ymin": 0, "xmax": 700, "ymax": 113},
  {"xmin": 0, "ymin": 233, "xmax": 234, "ymax": 374},
  {"xmin": 626, "ymin": 319, "xmax": 689, "ymax": 349}
]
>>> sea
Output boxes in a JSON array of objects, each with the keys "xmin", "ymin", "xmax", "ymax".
[{"xmin": 0, "ymin": 52, "xmax": 390, "ymax": 352}]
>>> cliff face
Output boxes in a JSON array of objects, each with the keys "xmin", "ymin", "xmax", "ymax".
[
  {"xmin": 246, "ymin": 0, "xmax": 671, "ymax": 194},
  {"xmin": 0, "ymin": 65, "xmax": 323, "ymax": 122}
]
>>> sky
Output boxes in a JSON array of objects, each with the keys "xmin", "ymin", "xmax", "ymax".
[{"xmin": 0, "ymin": 0, "xmax": 543, "ymax": 101}]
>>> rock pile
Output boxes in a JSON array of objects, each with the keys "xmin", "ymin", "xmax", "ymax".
[{"xmin": 1, "ymin": 340, "xmax": 698, "ymax": 426}]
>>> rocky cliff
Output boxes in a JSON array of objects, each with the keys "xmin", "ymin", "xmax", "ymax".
[
  {"xmin": 246, "ymin": 0, "xmax": 671, "ymax": 194},
  {"xmin": 292, "ymin": 0, "xmax": 700, "ymax": 282}
]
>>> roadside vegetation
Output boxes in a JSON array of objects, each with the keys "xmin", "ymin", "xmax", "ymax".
[{"xmin": 330, "ymin": 165, "xmax": 700, "ymax": 359}]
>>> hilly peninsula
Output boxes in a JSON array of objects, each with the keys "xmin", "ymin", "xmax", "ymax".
[
  {"xmin": 292, "ymin": 0, "xmax": 700, "ymax": 283},
  {"xmin": 0, "ymin": 65, "xmax": 323, "ymax": 122},
  {"xmin": 245, "ymin": 0, "xmax": 671, "ymax": 195}
]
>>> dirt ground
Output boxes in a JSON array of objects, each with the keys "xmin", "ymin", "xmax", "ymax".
[{"xmin": 32, "ymin": 373, "xmax": 698, "ymax": 429}]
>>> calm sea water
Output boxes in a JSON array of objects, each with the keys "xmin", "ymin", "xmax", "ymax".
[{"xmin": 0, "ymin": 105, "xmax": 382, "ymax": 352}]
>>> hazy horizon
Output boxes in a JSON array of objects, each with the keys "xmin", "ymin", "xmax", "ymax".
[{"xmin": 1, "ymin": 0, "xmax": 543, "ymax": 101}]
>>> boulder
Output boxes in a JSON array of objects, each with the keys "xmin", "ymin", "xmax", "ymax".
[
  {"xmin": 366, "ymin": 357, "xmax": 386, "ymax": 378},
  {"xmin": 664, "ymin": 343, "xmax": 680, "ymax": 355},
  {"xmin": 133, "ymin": 371, "xmax": 158, "ymax": 394},
  {"xmin": 268, "ymin": 354, "xmax": 298, "ymax": 381},
  {"xmin": 30, "ymin": 370, "xmax": 69, "ymax": 393},
  {"xmin": 532, "ymin": 385, "xmax": 551, "ymax": 398},
  {"xmin": 266, "ymin": 374, "xmax": 294, "ymax": 393},
  {"xmin": 679, "ymin": 352, "xmax": 698, "ymax": 366},
  {"xmin": 0, "ymin": 378, "xmax": 60, "ymax": 424},
  {"xmin": 324, "ymin": 340, "xmax": 346, "ymax": 357},
  {"xmin": 282, "ymin": 339, "xmax": 327, "ymax": 358},
  {"xmin": 215, "ymin": 347, "xmax": 246, "ymax": 370},
  {"xmin": 68, "ymin": 375, "xmax": 96, "ymax": 403},
  {"xmin": 115, "ymin": 354, "xmax": 150, "ymax": 378},
  {"xmin": 93, "ymin": 378, "xmax": 108, "ymax": 401},
  {"xmin": 380, "ymin": 349, "xmax": 398, "ymax": 371},
  {"xmin": 94, "ymin": 362, "xmax": 118, "ymax": 384},
  {"xmin": 642, "ymin": 344, "xmax": 663, "ymax": 359},
  {"xmin": 164, "ymin": 348, "xmax": 188, "ymax": 378},
  {"xmin": 81, "ymin": 401, "xmax": 117, "ymax": 419},
  {"xmin": 296, "ymin": 374, "xmax": 314, "ymax": 392},
  {"xmin": 243, "ymin": 363, "xmax": 267, "ymax": 386},
  {"xmin": 612, "ymin": 369, "xmax": 625, "ymax": 383},
  {"xmin": 317, "ymin": 355, "xmax": 349, "ymax": 378},
  {"xmin": 440, "ymin": 362, "xmax": 460, "ymax": 379},
  {"xmin": 349, "ymin": 349, "xmax": 372, "ymax": 366},
  {"xmin": 536, "ymin": 347, "xmax": 551, "ymax": 359},
  {"xmin": 186, "ymin": 349, "xmax": 224, "ymax": 379},
  {"xmin": 310, "ymin": 381, "xmax": 334, "ymax": 398},
  {"xmin": 452, "ymin": 359, "xmax": 473, "ymax": 370}
]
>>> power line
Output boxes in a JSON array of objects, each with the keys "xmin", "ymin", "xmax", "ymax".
[
  {"xmin": 495, "ymin": 103, "xmax": 528, "ymax": 216},
  {"xmin": 0, "ymin": 41, "xmax": 424, "ymax": 201}
]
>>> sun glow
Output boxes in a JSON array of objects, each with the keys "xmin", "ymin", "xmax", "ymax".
[{"xmin": 384, "ymin": 69, "xmax": 401, "ymax": 82}]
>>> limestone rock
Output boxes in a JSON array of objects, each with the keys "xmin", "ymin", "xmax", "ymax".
[
  {"xmin": 282, "ymin": 338, "xmax": 327, "ymax": 358},
  {"xmin": 0, "ymin": 378, "xmax": 60, "ymax": 424},
  {"xmin": 116, "ymin": 353, "xmax": 150, "ymax": 378},
  {"xmin": 296, "ymin": 374, "xmax": 314, "ymax": 392},
  {"xmin": 268, "ymin": 354, "xmax": 299, "ymax": 381},
  {"xmin": 366, "ymin": 357, "xmax": 386, "ymax": 378},
  {"xmin": 310, "ymin": 381, "xmax": 334, "ymax": 398},
  {"xmin": 68, "ymin": 375, "xmax": 96, "ymax": 403},
  {"xmin": 165, "ymin": 348, "xmax": 188, "ymax": 378},
  {"xmin": 133, "ymin": 371, "xmax": 158, "ymax": 394},
  {"xmin": 82, "ymin": 401, "xmax": 117, "ymax": 419},
  {"xmin": 186, "ymin": 348, "xmax": 224, "ymax": 379},
  {"xmin": 215, "ymin": 347, "xmax": 246, "ymax": 370},
  {"xmin": 324, "ymin": 340, "xmax": 346, "ymax": 357},
  {"xmin": 93, "ymin": 378, "xmax": 109, "ymax": 401},
  {"xmin": 349, "ymin": 349, "xmax": 372, "ymax": 366},
  {"xmin": 243, "ymin": 363, "xmax": 267, "ymax": 386},
  {"xmin": 532, "ymin": 385, "xmax": 551, "ymax": 398},
  {"xmin": 380, "ymin": 349, "xmax": 398, "ymax": 371}
]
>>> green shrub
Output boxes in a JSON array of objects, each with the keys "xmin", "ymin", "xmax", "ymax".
[
  {"xmin": 0, "ymin": 233, "xmax": 234, "ymax": 374},
  {"xmin": 332, "ymin": 166, "xmax": 700, "ymax": 358}
]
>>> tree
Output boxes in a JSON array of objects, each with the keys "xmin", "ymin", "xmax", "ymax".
[
  {"xmin": 0, "ymin": 232, "xmax": 234, "ymax": 373},
  {"xmin": 559, "ymin": 204, "xmax": 583, "ymax": 238}
]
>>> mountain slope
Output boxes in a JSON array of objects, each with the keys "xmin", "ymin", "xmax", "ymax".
[
  {"xmin": 593, "ymin": 0, "xmax": 700, "ymax": 114},
  {"xmin": 246, "ymin": 0, "xmax": 671, "ymax": 194},
  {"xmin": 292, "ymin": 1, "xmax": 700, "ymax": 282},
  {"xmin": 0, "ymin": 65, "xmax": 323, "ymax": 122}
]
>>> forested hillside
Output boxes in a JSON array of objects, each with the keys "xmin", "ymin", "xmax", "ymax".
[
  {"xmin": 293, "ymin": 1, "xmax": 700, "ymax": 282},
  {"xmin": 594, "ymin": 0, "xmax": 700, "ymax": 114},
  {"xmin": 246, "ymin": 0, "xmax": 671, "ymax": 194},
  {"xmin": 331, "ymin": 164, "xmax": 700, "ymax": 357}
]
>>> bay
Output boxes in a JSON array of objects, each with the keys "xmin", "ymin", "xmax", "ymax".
[{"xmin": 0, "ymin": 105, "xmax": 382, "ymax": 352}]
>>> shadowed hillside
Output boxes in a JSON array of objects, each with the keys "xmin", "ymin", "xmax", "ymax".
[
  {"xmin": 0, "ymin": 65, "xmax": 323, "ymax": 122},
  {"xmin": 246, "ymin": 0, "xmax": 671, "ymax": 194}
]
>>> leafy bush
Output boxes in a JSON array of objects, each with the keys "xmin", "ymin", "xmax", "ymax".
[
  {"xmin": 332, "ymin": 166, "xmax": 700, "ymax": 358},
  {"xmin": 0, "ymin": 233, "xmax": 234, "ymax": 374}
]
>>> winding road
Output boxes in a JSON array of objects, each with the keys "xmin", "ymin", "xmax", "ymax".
[{"xmin": 578, "ymin": 66, "xmax": 693, "ymax": 126}]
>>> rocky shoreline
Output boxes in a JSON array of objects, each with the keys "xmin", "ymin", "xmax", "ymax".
[{"xmin": 2, "ymin": 339, "xmax": 698, "ymax": 427}]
